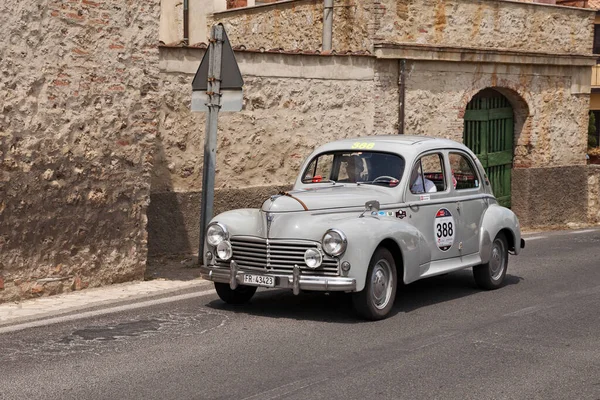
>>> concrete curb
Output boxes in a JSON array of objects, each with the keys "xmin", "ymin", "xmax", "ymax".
[{"xmin": 0, "ymin": 278, "xmax": 214, "ymax": 329}]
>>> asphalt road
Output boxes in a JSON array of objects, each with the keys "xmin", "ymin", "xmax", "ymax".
[{"xmin": 1, "ymin": 229, "xmax": 599, "ymax": 400}]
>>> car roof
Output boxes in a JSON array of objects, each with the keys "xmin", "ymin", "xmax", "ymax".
[{"xmin": 313, "ymin": 135, "xmax": 473, "ymax": 157}]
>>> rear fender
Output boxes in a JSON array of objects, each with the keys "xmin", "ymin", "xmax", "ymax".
[{"xmin": 479, "ymin": 204, "xmax": 522, "ymax": 264}]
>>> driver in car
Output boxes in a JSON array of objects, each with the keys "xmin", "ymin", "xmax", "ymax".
[{"xmin": 345, "ymin": 156, "xmax": 365, "ymax": 183}]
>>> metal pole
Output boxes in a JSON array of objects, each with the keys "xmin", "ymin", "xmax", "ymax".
[
  {"xmin": 398, "ymin": 59, "xmax": 406, "ymax": 135},
  {"xmin": 199, "ymin": 25, "xmax": 223, "ymax": 262},
  {"xmin": 322, "ymin": 0, "xmax": 333, "ymax": 51},
  {"xmin": 183, "ymin": 0, "xmax": 189, "ymax": 45}
]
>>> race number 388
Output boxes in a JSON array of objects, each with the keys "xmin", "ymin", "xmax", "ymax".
[{"xmin": 434, "ymin": 208, "xmax": 455, "ymax": 251}]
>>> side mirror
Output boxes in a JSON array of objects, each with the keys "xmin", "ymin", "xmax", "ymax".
[
  {"xmin": 360, "ymin": 200, "xmax": 380, "ymax": 218},
  {"xmin": 365, "ymin": 200, "xmax": 380, "ymax": 213}
]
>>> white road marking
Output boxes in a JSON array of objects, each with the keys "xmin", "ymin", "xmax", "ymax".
[
  {"xmin": 242, "ymin": 377, "xmax": 329, "ymax": 400},
  {"xmin": 0, "ymin": 288, "xmax": 216, "ymax": 335},
  {"xmin": 523, "ymin": 236, "xmax": 545, "ymax": 241},
  {"xmin": 568, "ymin": 229, "xmax": 598, "ymax": 235},
  {"xmin": 503, "ymin": 305, "xmax": 545, "ymax": 317}
]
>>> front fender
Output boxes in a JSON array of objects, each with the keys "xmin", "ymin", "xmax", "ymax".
[
  {"xmin": 479, "ymin": 204, "xmax": 522, "ymax": 264},
  {"xmin": 332, "ymin": 216, "xmax": 428, "ymax": 292}
]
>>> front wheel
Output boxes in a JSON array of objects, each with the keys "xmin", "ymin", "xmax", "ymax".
[
  {"xmin": 352, "ymin": 247, "xmax": 397, "ymax": 320},
  {"xmin": 214, "ymin": 282, "xmax": 257, "ymax": 305},
  {"xmin": 473, "ymin": 232, "xmax": 508, "ymax": 290}
]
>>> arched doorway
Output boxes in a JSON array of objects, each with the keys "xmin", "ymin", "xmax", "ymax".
[{"xmin": 463, "ymin": 89, "xmax": 514, "ymax": 208}]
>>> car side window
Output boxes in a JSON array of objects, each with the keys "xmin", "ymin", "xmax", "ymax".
[
  {"xmin": 449, "ymin": 153, "xmax": 480, "ymax": 190},
  {"xmin": 410, "ymin": 153, "xmax": 446, "ymax": 194},
  {"xmin": 303, "ymin": 154, "xmax": 334, "ymax": 183}
]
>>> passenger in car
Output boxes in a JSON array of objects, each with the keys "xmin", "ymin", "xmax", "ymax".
[{"xmin": 410, "ymin": 164, "xmax": 437, "ymax": 194}]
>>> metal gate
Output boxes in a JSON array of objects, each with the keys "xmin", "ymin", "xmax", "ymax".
[{"xmin": 463, "ymin": 90, "xmax": 514, "ymax": 208}]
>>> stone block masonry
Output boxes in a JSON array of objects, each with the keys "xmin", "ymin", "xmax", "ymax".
[{"xmin": 0, "ymin": 1, "xmax": 160, "ymax": 302}]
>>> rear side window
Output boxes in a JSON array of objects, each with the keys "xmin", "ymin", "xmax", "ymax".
[{"xmin": 449, "ymin": 153, "xmax": 480, "ymax": 190}]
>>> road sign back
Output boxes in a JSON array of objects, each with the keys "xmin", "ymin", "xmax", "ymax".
[{"xmin": 192, "ymin": 24, "xmax": 244, "ymax": 91}]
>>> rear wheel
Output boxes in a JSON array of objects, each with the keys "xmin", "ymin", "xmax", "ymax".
[
  {"xmin": 473, "ymin": 232, "xmax": 508, "ymax": 290},
  {"xmin": 214, "ymin": 282, "xmax": 257, "ymax": 304},
  {"xmin": 352, "ymin": 247, "xmax": 397, "ymax": 320}
]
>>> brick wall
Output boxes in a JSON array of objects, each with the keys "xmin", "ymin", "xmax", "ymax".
[{"xmin": 0, "ymin": 0, "xmax": 160, "ymax": 302}]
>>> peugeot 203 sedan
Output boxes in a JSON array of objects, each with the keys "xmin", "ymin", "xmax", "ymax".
[{"xmin": 200, "ymin": 136, "xmax": 525, "ymax": 320}]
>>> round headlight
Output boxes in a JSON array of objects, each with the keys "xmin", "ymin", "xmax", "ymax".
[
  {"xmin": 304, "ymin": 248, "xmax": 323, "ymax": 269},
  {"xmin": 206, "ymin": 223, "xmax": 228, "ymax": 246},
  {"xmin": 322, "ymin": 229, "xmax": 347, "ymax": 257},
  {"xmin": 216, "ymin": 241, "xmax": 233, "ymax": 261}
]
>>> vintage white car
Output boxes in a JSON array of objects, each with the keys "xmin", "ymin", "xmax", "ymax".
[{"xmin": 201, "ymin": 136, "xmax": 525, "ymax": 320}]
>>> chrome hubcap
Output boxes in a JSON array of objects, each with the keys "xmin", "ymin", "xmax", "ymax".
[
  {"xmin": 490, "ymin": 239, "xmax": 505, "ymax": 280},
  {"xmin": 371, "ymin": 260, "xmax": 393, "ymax": 310}
]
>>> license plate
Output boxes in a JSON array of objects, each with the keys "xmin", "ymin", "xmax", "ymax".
[{"xmin": 243, "ymin": 274, "xmax": 275, "ymax": 287}]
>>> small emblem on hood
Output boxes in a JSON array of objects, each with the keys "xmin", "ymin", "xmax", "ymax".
[{"xmin": 266, "ymin": 212, "xmax": 274, "ymax": 236}]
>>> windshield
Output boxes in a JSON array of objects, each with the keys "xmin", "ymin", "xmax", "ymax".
[{"xmin": 301, "ymin": 151, "xmax": 405, "ymax": 187}]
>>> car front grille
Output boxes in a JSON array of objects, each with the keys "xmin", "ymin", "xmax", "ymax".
[{"xmin": 215, "ymin": 236, "xmax": 339, "ymax": 276}]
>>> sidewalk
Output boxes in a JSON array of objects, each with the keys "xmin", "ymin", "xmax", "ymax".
[{"xmin": 0, "ymin": 256, "xmax": 212, "ymax": 329}]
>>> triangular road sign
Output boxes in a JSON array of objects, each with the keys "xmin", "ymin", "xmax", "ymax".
[{"xmin": 192, "ymin": 24, "xmax": 244, "ymax": 91}]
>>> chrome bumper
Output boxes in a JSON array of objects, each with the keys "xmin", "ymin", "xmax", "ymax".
[{"xmin": 200, "ymin": 261, "xmax": 356, "ymax": 294}]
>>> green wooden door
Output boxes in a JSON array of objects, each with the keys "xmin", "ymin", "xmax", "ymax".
[{"xmin": 463, "ymin": 92, "xmax": 514, "ymax": 208}]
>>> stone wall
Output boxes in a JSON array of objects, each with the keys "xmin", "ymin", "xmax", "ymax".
[
  {"xmin": 156, "ymin": 48, "xmax": 378, "ymax": 193},
  {"xmin": 206, "ymin": 0, "xmax": 594, "ymax": 55},
  {"xmin": 209, "ymin": 0, "xmax": 372, "ymax": 52},
  {"xmin": 512, "ymin": 166, "xmax": 589, "ymax": 228},
  {"xmin": 152, "ymin": 48, "xmax": 383, "ymax": 254},
  {"xmin": 589, "ymin": 165, "xmax": 600, "ymax": 224},
  {"xmin": 375, "ymin": 0, "xmax": 594, "ymax": 54},
  {"xmin": 0, "ymin": 1, "xmax": 159, "ymax": 302},
  {"xmin": 402, "ymin": 60, "xmax": 591, "ymax": 226},
  {"xmin": 403, "ymin": 61, "xmax": 590, "ymax": 168}
]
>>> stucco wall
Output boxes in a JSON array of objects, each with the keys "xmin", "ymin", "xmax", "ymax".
[
  {"xmin": 589, "ymin": 165, "xmax": 600, "ymax": 224},
  {"xmin": 207, "ymin": 0, "xmax": 593, "ymax": 55},
  {"xmin": 375, "ymin": 0, "xmax": 594, "ymax": 54},
  {"xmin": 156, "ymin": 48, "xmax": 379, "ymax": 193},
  {"xmin": 152, "ymin": 48, "xmax": 387, "ymax": 254},
  {"xmin": 403, "ymin": 61, "xmax": 590, "ymax": 168},
  {"xmin": 0, "ymin": 1, "xmax": 159, "ymax": 302},
  {"xmin": 209, "ymin": 0, "xmax": 372, "ymax": 52}
]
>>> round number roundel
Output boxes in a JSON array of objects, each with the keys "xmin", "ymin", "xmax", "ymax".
[{"xmin": 434, "ymin": 208, "xmax": 455, "ymax": 252}]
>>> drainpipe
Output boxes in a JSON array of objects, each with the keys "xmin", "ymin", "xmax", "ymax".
[
  {"xmin": 398, "ymin": 59, "xmax": 406, "ymax": 135},
  {"xmin": 322, "ymin": 0, "xmax": 333, "ymax": 51},
  {"xmin": 183, "ymin": 0, "xmax": 189, "ymax": 45}
]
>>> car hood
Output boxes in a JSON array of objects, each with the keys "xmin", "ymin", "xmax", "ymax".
[{"xmin": 261, "ymin": 185, "xmax": 399, "ymax": 213}]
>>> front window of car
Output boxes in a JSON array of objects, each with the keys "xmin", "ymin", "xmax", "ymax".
[{"xmin": 302, "ymin": 151, "xmax": 405, "ymax": 187}]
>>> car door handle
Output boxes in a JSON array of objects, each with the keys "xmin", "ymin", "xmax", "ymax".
[{"xmin": 457, "ymin": 202, "xmax": 461, "ymax": 214}]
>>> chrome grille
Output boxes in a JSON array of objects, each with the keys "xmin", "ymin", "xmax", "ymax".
[{"xmin": 215, "ymin": 236, "xmax": 339, "ymax": 276}]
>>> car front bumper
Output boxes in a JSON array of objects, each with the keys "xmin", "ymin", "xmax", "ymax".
[{"xmin": 200, "ymin": 261, "xmax": 356, "ymax": 294}]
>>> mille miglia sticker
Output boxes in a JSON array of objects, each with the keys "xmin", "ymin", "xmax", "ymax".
[
  {"xmin": 396, "ymin": 210, "xmax": 407, "ymax": 219},
  {"xmin": 434, "ymin": 208, "xmax": 455, "ymax": 251}
]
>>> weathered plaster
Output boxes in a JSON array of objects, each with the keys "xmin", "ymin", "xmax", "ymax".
[
  {"xmin": 156, "ymin": 48, "xmax": 377, "ymax": 193},
  {"xmin": 0, "ymin": 1, "xmax": 159, "ymax": 302},
  {"xmin": 589, "ymin": 166, "xmax": 600, "ymax": 224},
  {"xmin": 375, "ymin": 0, "xmax": 594, "ymax": 55},
  {"xmin": 207, "ymin": 0, "xmax": 594, "ymax": 56},
  {"xmin": 403, "ymin": 61, "xmax": 590, "ymax": 168},
  {"xmin": 210, "ymin": 0, "xmax": 372, "ymax": 52}
]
